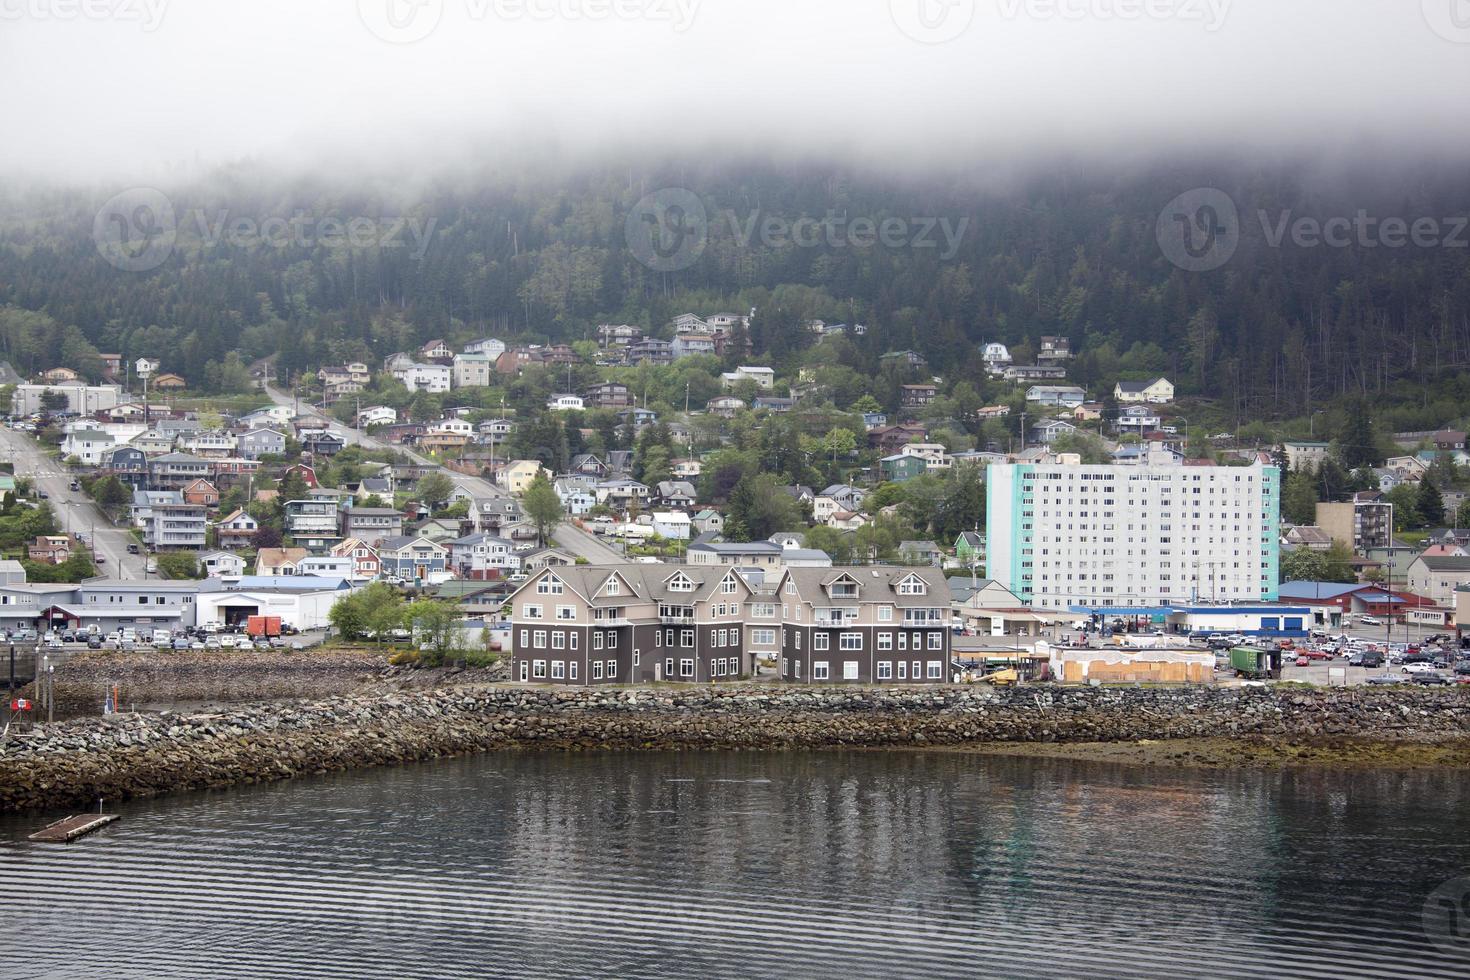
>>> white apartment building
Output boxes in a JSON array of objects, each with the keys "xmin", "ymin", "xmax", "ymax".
[{"xmin": 986, "ymin": 462, "xmax": 1281, "ymax": 609}]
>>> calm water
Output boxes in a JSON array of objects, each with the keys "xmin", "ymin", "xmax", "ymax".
[{"xmin": 3, "ymin": 750, "xmax": 1470, "ymax": 978}]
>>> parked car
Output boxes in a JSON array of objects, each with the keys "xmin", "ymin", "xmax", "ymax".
[
  {"xmin": 86, "ymin": 636, "xmax": 103, "ymax": 650},
  {"xmin": 1366, "ymin": 675, "xmax": 1405, "ymax": 685},
  {"xmin": 1295, "ymin": 655, "xmax": 1310, "ymax": 667},
  {"xmin": 1402, "ymin": 662, "xmax": 1438, "ymax": 674},
  {"xmin": 126, "ymin": 543, "xmax": 140, "ymax": 554},
  {"xmin": 1359, "ymin": 616, "xmax": 1383, "ymax": 627},
  {"xmin": 1412, "ymin": 673, "xmax": 1452, "ymax": 686}
]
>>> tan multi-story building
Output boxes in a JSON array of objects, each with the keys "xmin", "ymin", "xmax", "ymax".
[
  {"xmin": 509, "ymin": 564, "xmax": 952, "ymax": 687},
  {"xmin": 509, "ymin": 564, "xmax": 753, "ymax": 685},
  {"xmin": 776, "ymin": 566, "xmax": 951, "ymax": 684},
  {"xmin": 1317, "ymin": 494, "xmax": 1394, "ymax": 554}
]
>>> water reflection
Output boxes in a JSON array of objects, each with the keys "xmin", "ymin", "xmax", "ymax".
[{"xmin": 2, "ymin": 751, "xmax": 1468, "ymax": 978}]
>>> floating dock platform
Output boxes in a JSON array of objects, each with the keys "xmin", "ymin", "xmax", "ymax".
[{"xmin": 28, "ymin": 813, "xmax": 118, "ymax": 843}]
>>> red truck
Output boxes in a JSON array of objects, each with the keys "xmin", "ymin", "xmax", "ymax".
[{"xmin": 245, "ymin": 615, "xmax": 282, "ymax": 638}]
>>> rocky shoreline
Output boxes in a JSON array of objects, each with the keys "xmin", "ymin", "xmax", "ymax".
[
  {"xmin": 3, "ymin": 685, "xmax": 1470, "ymax": 812},
  {"xmin": 36, "ymin": 648, "xmax": 508, "ymax": 715}
]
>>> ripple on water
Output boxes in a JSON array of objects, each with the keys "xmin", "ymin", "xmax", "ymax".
[{"xmin": 2, "ymin": 751, "xmax": 1470, "ymax": 979}]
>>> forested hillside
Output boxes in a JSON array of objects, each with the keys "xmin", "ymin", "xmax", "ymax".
[{"xmin": 2, "ymin": 156, "xmax": 1469, "ymax": 429}]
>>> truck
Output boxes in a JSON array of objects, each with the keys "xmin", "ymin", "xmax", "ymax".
[
  {"xmin": 245, "ymin": 615, "xmax": 282, "ymax": 638},
  {"xmin": 1230, "ymin": 646, "xmax": 1281, "ymax": 680}
]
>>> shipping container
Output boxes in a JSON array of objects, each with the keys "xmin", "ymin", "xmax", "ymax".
[{"xmin": 246, "ymin": 616, "xmax": 282, "ymax": 638}]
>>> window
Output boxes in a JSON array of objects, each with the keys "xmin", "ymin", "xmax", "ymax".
[
  {"xmin": 752, "ymin": 629, "xmax": 775, "ymax": 646},
  {"xmin": 537, "ymin": 576, "xmax": 563, "ymax": 595},
  {"xmin": 552, "ymin": 632, "xmax": 565, "ymax": 650},
  {"xmin": 603, "ymin": 577, "xmax": 620, "ymax": 596},
  {"xmin": 752, "ymin": 603, "xmax": 776, "ymax": 618},
  {"xmin": 606, "ymin": 660, "xmax": 617, "ymax": 679},
  {"xmin": 877, "ymin": 661, "xmax": 893, "ymax": 680},
  {"xmin": 533, "ymin": 630, "xmax": 546, "ymax": 649},
  {"xmin": 844, "ymin": 662, "xmax": 859, "ymax": 680},
  {"xmin": 665, "ymin": 658, "xmax": 675, "ymax": 679},
  {"xmin": 569, "ymin": 662, "xmax": 578, "ymax": 680},
  {"xmin": 533, "ymin": 660, "xmax": 546, "ymax": 679},
  {"xmin": 927, "ymin": 661, "xmax": 942, "ymax": 680},
  {"xmin": 898, "ymin": 661, "xmax": 907, "ymax": 680},
  {"xmin": 840, "ymin": 634, "xmax": 862, "ymax": 651},
  {"xmin": 709, "ymin": 629, "xmax": 717, "ymax": 648},
  {"xmin": 551, "ymin": 661, "xmax": 565, "ymax": 679},
  {"xmin": 898, "ymin": 632, "xmax": 908, "ymax": 651},
  {"xmin": 785, "ymin": 580, "xmax": 796, "ymax": 594},
  {"xmin": 913, "ymin": 661, "xmax": 922, "ymax": 679},
  {"xmin": 878, "ymin": 606, "xmax": 893, "ymax": 622},
  {"xmin": 570, "ymin": 633, "xmax": 578, "ymax": 650},
  {"xmin": 592, "ymin": 661, "xmax": 604, "ymax": 680},
  {"xmin": 593, "ymin": 632, "xmax": 604, "ymax": 650},
  {"xmin": 680, "ymin": 659, "xmax": 694, "ymax": 678},
  {"xmin": 523, "ymin": 604, "xmax": 543, "ymax": 620},
  {"xmin": 519, "ymin": 629, "xmax": 529, "ymax": 649},
  {"xmin": 813, "ymin": 662, "xmax": 830, "ymax": 680},
  {"xmin": 795, "ymin": 632, "xmax": 802, "ymax": 650},
  {"xmin": 897, "ymin": 576, "xmax": 926, "ymax": 595},
  {"xmin": 556, "ymin": 606, "xmax": 576, "ymax": 621},
  {"xmin": 814, "ymin": 633, "xmax": 830, "ymax": 651},
  {"xmin": 722, "ymin": 577, "xmax": 737, "ymax": 594},
  {"xmin": 655, "ymin": 630, "xmax": 662, "ymax": 648},
  {"xmin": 681, "ymin": 629, "xmax": 694, "ymax": 648},
  {"xmin": 878, "ymin": 632, "xmax": 892, "ymax": 651},
  {"xmin": 633, "ymin": 649, "xmax": 640, "ymax": 667},
  {"xmin": 928, "ymin": 633, "xmax": 942, "ymax": 650}
]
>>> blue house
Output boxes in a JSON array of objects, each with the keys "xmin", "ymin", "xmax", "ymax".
[{"xmin": 377, "ymin": 535, "xmax": 449, "ymax": 581}]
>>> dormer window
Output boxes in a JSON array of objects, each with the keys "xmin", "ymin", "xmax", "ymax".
[
  {"xmin": 897, "ymin": 575, "xmax": 926, "ymax": 596},
  {"xmin": 537, "ymin": 576, "xmax": 564, "ymax": 596},
  {"xmin": 604, "ymin": 577, "xmax": 621, "ymax": 596},
  {"xmin": 669, "ymin": 572, "xmax": 695, "ymax": 592}
]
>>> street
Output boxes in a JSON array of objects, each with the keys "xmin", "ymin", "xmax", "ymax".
[{"xmin": 0, "ymin": 426, "xmax": 148, "ymax": 580}]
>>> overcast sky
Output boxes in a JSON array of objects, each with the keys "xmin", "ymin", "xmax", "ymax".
[{"xmin": 2, "ymin": 0, "xmax": 1468, "ymax": 183}]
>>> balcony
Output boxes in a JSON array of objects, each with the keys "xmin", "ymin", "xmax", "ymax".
[
  {"xmin": 814, "ymin": 609, "xmax": 858, "ymax": 627},
  {"xmin": 903, "ymin": 610, "xmax": 945, "ymax": 626}
]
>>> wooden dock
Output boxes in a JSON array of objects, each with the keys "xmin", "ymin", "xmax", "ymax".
[{"xmin": 28, "ymin": 813, "xmax": 119, "ymax": 843}]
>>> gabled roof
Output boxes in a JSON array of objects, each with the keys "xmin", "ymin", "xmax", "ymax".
[
  {"xmin": 1411, "ymin": 555, "xmax": 1470, "ymax": 572},
  {"xmin": 778, "ymin": 565, "xmax": 949, "ymax": 607}
]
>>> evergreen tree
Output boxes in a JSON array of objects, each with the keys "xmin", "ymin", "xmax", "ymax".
[
  {"xmin": 1338, "ymin": 401, "xmax": 1381, "ymax": 469},
  {"xmin": 1417, "ymin": 477, "xmax": 1446, "ymax": 528}
]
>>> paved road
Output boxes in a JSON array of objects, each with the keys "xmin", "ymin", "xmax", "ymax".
[
  {"xmin": 263, "ymin": 384, "xmax": 627, "ymax": 563},
  {"xmin": 0, "ymin": 427, "xmax": 148, "ymax": 580},
  {"xmin": 553, "ymin": 522, "xmax": 624, "ymax": 564}
]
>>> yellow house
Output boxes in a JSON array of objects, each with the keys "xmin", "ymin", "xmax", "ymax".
[
  {"xmin": 1114, "ymin": 377, "xmax": 1175, "ymax": 404},
  {"xmin": 503, "ymin": 459, "xmax": 548, "ymax": 495}
]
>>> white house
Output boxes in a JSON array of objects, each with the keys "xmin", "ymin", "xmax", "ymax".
[
  {"xmin": 547, "ymin": 394, "xmax": 585, "ymax": 412},
  {"xmin": 357, "ymin": 405, "xmax": 397, "ymax": 427},
  {"xmin": 395, "ymin": 363, "xmax": 452, "ymax": 393},
  {"xmin": 651, "ymin": 512, "xmax": 692, "ymax": 540},
  {"xmin": 721, "ymin": 366, "xmax": 775, "ymax": 390},
  {"xmin": 60, "ymin": 430, "xmax": 116, "ymax": 466},
  {"xmin": 1114, "ymin": 378, "xmax": 1175, "ymax": 404},
  {"xmin": 198, "ymin": 551, "xmax": 248, "ymax": 578},
  {"xmin": 554, "ymin": 478, "xmax": 598, "ymax": 516}
]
